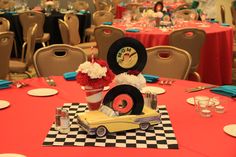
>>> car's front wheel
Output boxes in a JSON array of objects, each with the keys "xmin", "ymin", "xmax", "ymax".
[
  {"xmin": 140, "ymin": 123, "xmax": 150, "ymax": 130},
  {"xmin": 96, "ymin": 126, "xmax": 107, "ymax": 137}
]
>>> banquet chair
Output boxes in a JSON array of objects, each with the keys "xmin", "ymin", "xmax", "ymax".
[
  {"xmin": 85, "ymin": 10, "xmax": 114, "ymax": 41},
  {"xmin": 169, "ymin": 28, "xmax": 206, "ymax": 81},
  {"xmin": 94, "ymin": 0, "xmax": 113, "ymax": 12},
  {"xmin": 173, "ymin": 3, "xmax": 191, "ymax": 12},
  {"xmin": 94, "ymin": 25, "xmax": 124, "ymax": 60},
  {"xmin": 9, "ymin": 24, "xmax": 37, "ymax": 78},
  {"xmin": 33, "ymin": 44, "xmax": 87, "ymax": 77},
  {"xmin": 0, "ymin": 32, "xmax": 14, "ymax": 79},
  {"xmin": 220, "ymin": 5, "xmax": 226, "ymax": 23},
  {"xmin": 0, "ymin": 17, "xmax": 18, "ymax": 58},
  {"xmin": 174, "ymin": 9, "xmax": 198, "ymax": 21},
  {"xmin": 60, "ymin": 14, "xmax": 97, "ymax": 57},
  {"xmin": 19, "ymin": 11, "xmax": 50, "ymax": 56},
  {"xmin": 143, "ymin": 46, "xmax": 192, "ymax": 80},
  {"xmin": 73, "ymin": 1, "xmax": 90, "ymax": 11},
  {"xmin": 0, "ymin": 0, "xmax": 15, "ymax": 10}
]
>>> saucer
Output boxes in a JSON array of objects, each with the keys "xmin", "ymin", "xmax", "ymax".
[
  {"xmin": 223, "ymin": 124, "xmax": 236, "ymax": 137},
  {"xmin": 0, "ymin": 100, "xmax": 10, "ymax": 109},
  {"xmin": 27, "ymin": 88, "xmax": 58, "ymax": 97},
  {"xmin": 0, "ymin": 154, "xmax": 26, "ymax": 157},
  {"xmin": 141, "ymin": 86, "xmax": 165, "ymax": 95},
  {"xmin": 186, "ymin": 97, "xmax": 220, "ymax": 105}
]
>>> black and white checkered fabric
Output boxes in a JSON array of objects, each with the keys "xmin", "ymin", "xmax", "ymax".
[{"xmin": 43, "ymin": 103, "xmax": 178, "ymax": 149}]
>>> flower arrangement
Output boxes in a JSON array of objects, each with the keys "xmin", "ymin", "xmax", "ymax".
[
  {"xmin": 142, "ymin": 9, "xmax": 163, "ymax": 19},
  {"xmin": 114, "ymin": 70, "xmax": 146, "ymax": 90},
  {"xmin": 76, "ymin": 59, "xmax": 115, "ymax": 89}
]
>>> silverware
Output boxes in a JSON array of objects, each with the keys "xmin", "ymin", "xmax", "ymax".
[
  {"xmin": 186, "ymin": 85, "xmax": 216, "ymax": 93},
  {"xmin": 159, "ymin": 80, "xmax": 175, "ymax": 85},
  {"xmin": 44, "ymin": 77, "xmax": 56, "ymax": 86}
]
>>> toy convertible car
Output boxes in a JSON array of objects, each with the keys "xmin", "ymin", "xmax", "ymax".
[{"xmin": 77, "ymin": 105, "xmax": 161, "ymax": 137}]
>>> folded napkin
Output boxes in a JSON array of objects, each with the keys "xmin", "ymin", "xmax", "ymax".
[
  {"xmin": 221, "ymin": 23, "xmax": 230, "ymax": 27},
  {"xmin": 63, "ymin": 72, "xmax": 77, "ymax": 81},
  {"xmin": 0, "ymin": 80, "xmax": 12, "ymax": 89},
  {"xmin": 143, "ymin": 74, "xmax": 159, "ymax": 83},
  {"xmin": 103, "ymin": 21, "xmax": 113, "ymax": 25},
  {"xmin": 126, "ymin": 29, "xmax": 140, "ymax": 32},
  {"xmin": 210, "ymin": 85, "xmax": 236, "ymax": 97},
  {"xmin": 208, "ymin": 19, "xmax": 219, "ymax": 23}
]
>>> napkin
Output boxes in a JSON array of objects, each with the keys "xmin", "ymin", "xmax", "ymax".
[
  {"xmin": 63, "ymin": 72, "xmax": 77, "ymax": 81},
  {"xmin": 221, "ymin": 23, "xmax": 230, "ymax": 27},
  {"xmin": 143, "ymin": 74, "xmax": 159, "ymax": 83},
  {"xmin": 126, "ymin": 29, "xmax": 140, "ymax": 32},
  {"xmin": 103, "ymin": 22, "xmax": 113, "ymax": 25},
  {"xmin": 208, "ymin": 19, "xmax": 219, "ymax": 23},
  {"xmin": 210, "ymin": 85, "xmax": 236, "ymax": 97},
  {"xmin": 0, "ymin": 80, "xmax": 12, "ymax": 89},
  {"xmin": 78, "ymin": 10, "xmax": 88, "ymax": 14}
]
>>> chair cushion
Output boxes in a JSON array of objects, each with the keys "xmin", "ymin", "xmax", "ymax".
[{"xmin": 9, "ymin": 60, "xmax": 26, "ymax": 73}]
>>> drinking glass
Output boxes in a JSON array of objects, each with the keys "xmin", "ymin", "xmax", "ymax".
[{"xmin": 194, "ymin": 96, "xmax": 209, "ymax": 112}]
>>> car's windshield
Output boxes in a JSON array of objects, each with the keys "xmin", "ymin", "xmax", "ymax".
[{"xmin": 99, "ymin": 106, "xmax": 118, "ymax": 117}]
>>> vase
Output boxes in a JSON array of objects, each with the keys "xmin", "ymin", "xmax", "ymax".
[{"xmin": 84, "ymin": 86, "xmax": 104, "ymax": 111}]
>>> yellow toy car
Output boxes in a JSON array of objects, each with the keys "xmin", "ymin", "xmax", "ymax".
[{"xmin": 77, "ymin": 105, "xmax": 161, "ymax": 137}]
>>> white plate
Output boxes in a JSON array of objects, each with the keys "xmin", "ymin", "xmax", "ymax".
[
  {"xmin": 223, "ymin": 124, "xmax": 236, "ymax": 137},
  {"xmin": 141, "ymin": 86, "xmax": 165, "ymax": 95},
  {"xmin": 27, "ymin": 88, "xmax": 58, "ymax": 97},
  {"xmin": 81, "ymin": 86, "xmax": 110, "ymax": 91},
  {"xmin": 186, "ymin": 97, "xmax": 220, "ymax": 106},
  {"xmin": 0, "ymin": 154, "xmax": 26, "ymax": 157},
  {"xmin": 0, "ymin": 100, "xmax": 10, "ymax": 109}
]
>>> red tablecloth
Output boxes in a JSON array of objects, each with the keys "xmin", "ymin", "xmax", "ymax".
[
  {"xmin": 0, "ymin": 76, "xmax": 236, "ymax": 157},
  {"xmin": 114, "ymin": 22, "xmax": 234, "ymax": 85}
]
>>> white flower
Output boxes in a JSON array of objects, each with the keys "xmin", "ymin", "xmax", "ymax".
[
  {"xmin": 156, "ymin": 11, "xmax": 164, "ymax": 18},
  {"xmin": 77, "ymin": 61, "xmax": 107, "ymax": 79},
  {"xmin": 114, "ymin": 72, "xmax": 146, "ymax": 90},
  {"xmin": 45, "ymin": 1, "xmax": 55, "ymax": 6}
]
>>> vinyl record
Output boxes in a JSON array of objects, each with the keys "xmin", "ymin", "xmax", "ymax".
[
  {"xmin": 102, "ymin": 84, "xmax": 144, "ymax": 115},
  {"xmin": 154, "ymin": 1, "xmax": 164, "ymax": 12},
  {"xmin": 107, "ymin": 37, "xmax": 147, "ymax": 75}
]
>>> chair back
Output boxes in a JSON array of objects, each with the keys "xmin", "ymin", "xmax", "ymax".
[
  {"xmin": 0, "ymin": 32, "xmax": 14, "ymax": 79},
  {"xmin": 58, "ymin": 19, "xmax": 70, "ymax": 44},
  {"xmin": 231, "ymin": 3, "xmax": 236, "ymax": 25},
  {"xmin": 94, "ymin": 25, "xmax": 124, "ymax": 60},
  {"xmin": 174, "ymin": 9, "xmax": 198, "ymax": 21},
  {"xmin": 0, "ymin": 0, "xmax": 15, "ymax": 10},
  {"xmin": 19, "ymin": 11, "xmax": 45, "ymax": 40},
  {"xmin": 25, "ymin": 24, "xmax": 37, "ymax": 67},
  {"xmin": 73, "ymin": 1, "xmax": 90, "ymax": 11},
  {"xmin": 220, "ymin": 5, "xmax": 226, "ymax": 23},
  {"xmin": 33, "ymin": 44, "xmax": 87, "ymax": 77},
  {"xmin": 93, "ymin": 10, "xmax": 114, "ymax": 26},
  {"xmin": 143, "ymin": 46, "xmax": 192, "ymax": 80},
  {"xmin": 0, "ymin": 17, "xmax": 10, "ymax": 32},
  {"xmin": 64, "ymin": 13, "xmax": 81, "ymax": 45},
  {"xmin": 173, "ymin": 3, "xmax": 191, "ymax": 12},
  {"xmin": 169, "ymin": 28, "xmax": 206, "ymax": 72},
  {"xmin": 94, "ymin": 0, "xmax": 113, "ymax": 12}
]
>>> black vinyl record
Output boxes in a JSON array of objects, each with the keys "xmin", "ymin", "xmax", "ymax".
[
  {"xmin": 102, "ymin": 84, "xmax": 144, "ymax": 115},
  {"xmin": 154, "ymin": 1, "xmax": 164, "ymax": 12},
  {"xmin": 107, "ymin": 37, "xmax": 147, "ymax": 75}
]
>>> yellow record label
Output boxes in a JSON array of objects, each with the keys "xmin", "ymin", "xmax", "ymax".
[{"xmin": 116, "ymin": 47, "xmax": 138, "ymax": 69}]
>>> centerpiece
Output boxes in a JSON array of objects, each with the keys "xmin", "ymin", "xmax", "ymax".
[{"xmin": 76, "ymin": 59, "xmax": 115, "ymax": 110}]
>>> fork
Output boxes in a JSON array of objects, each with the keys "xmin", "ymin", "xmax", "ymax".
[{"xmin": 44, "ymin": 77, "xmax": 56, "ymax": 86}]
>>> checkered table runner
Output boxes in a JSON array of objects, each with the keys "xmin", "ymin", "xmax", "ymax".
[{"xmin": 43, "ymin": 103, "xmax": 178, "ymax": 149}]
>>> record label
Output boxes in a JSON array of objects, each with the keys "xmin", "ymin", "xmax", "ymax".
[{"xmin": 116, "ymin": 46, "xmax": 138, "ymax": 69}]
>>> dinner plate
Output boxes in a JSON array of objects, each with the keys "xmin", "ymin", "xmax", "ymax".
[
  {"xmin": 186, "ymin": 97, "xmax": 220, "ymax": 106},
  {"xmin": 0, "ymin": 100, "xmax": 10, "ymax": 109},
  {"xmin": 223, "ymin": 124, "xmax": 236, "ymax": 137},
  {"xmin": 27, "ymin": 88, "xmax": 58, "ymax": 97},
  {"xmin": 0, "ymin": 154, "xmax": 26, "ymax": 157},
  {"xmin": 141, "ymin": 86, "xmax": 165, "ymax": 95},
  {"xmin": 81, "ymin": 86, "xmax": 110, "ymax": 91}
]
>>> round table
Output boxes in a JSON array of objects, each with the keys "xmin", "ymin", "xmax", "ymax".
[
  {"xmin": 113, "ymin": 22, "xmax": 234, "ymax": 85},
  {"xmin": 0, "ymin": 76, "xmax": 236, "ymax": 157}
]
